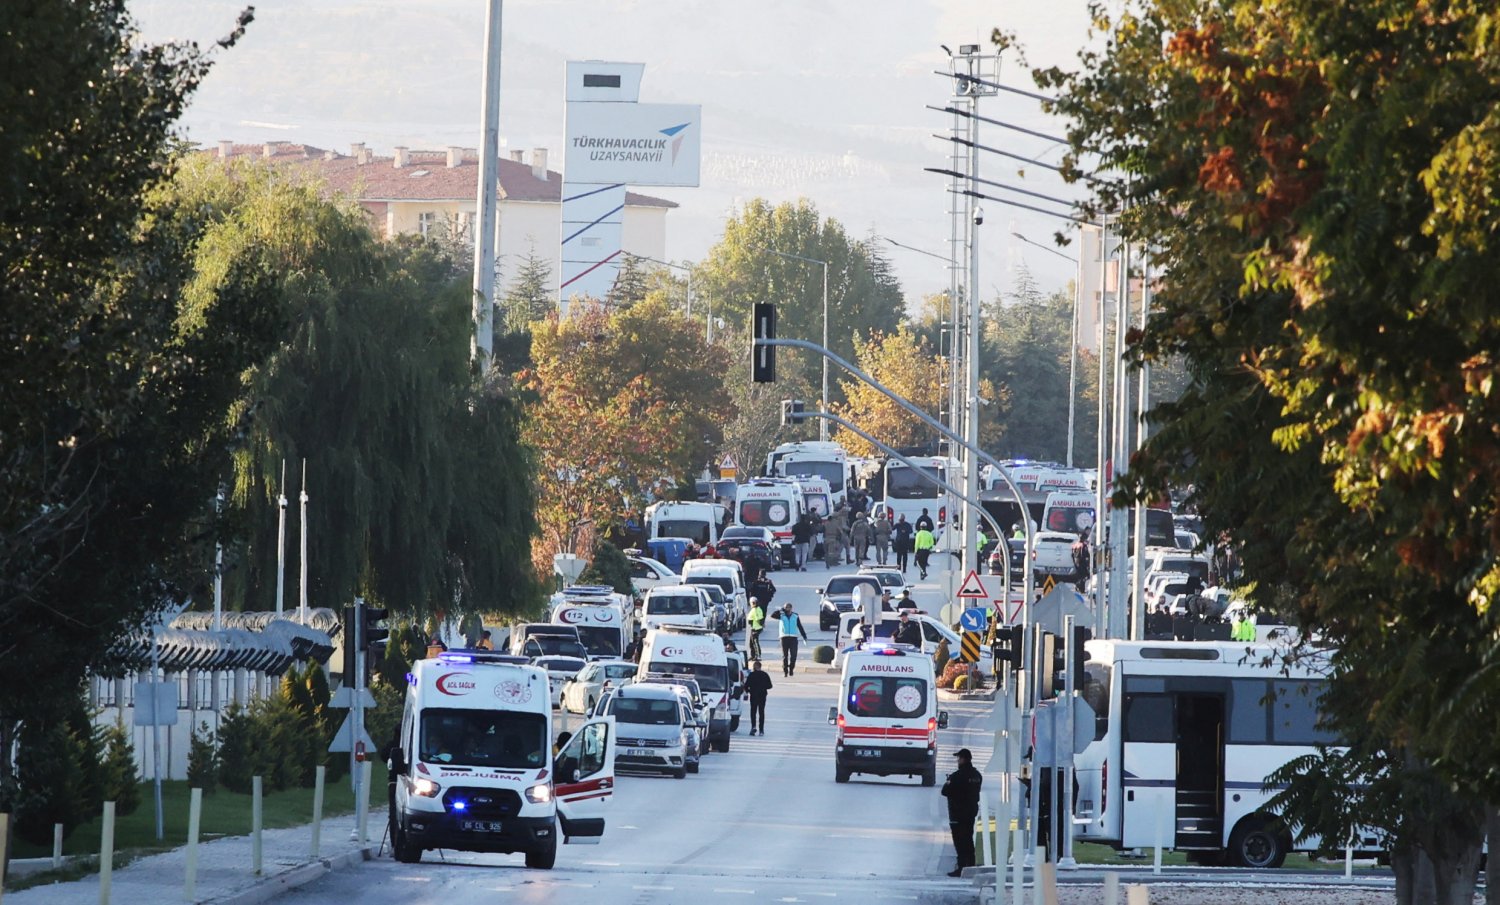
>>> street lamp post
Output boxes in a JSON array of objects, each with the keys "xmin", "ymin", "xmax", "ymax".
[{"xmin": 768, "ymin": 249, "xmax": 830, "ymax": 441}]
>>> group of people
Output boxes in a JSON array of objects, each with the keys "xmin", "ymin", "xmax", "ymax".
[{"xmin": 804, "ymin": 503, "xmax": 938, "ymax": 578}]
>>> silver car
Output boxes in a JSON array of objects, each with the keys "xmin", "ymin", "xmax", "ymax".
[{"xmin": 600, "ymin": 685, "xmax": 691, "ymax": 779}]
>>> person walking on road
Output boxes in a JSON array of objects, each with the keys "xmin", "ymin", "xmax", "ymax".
[
  {"xmin": 749, "ymin": 570, "xmax": 777, "ymax": 609},
  {"xmin": 744, "ymin": 660, "xmax": 773, "ymax": 735},
  {"xmin": 915, "ymin": 508, "xmax": 935, "ymax": 533},
  {"xmin": 747, "ymin": 597, "xmax": 766, "ymax": 660},
  {"xmin": 941, "ymin": 748, "xmax": 983, "ymax": 876},
  {"xmin": 776, "ymin": 603, "xmax": 809, "ymax": 677},
  {"xmin": 850, "ymin": 510, "xmax": 871, "ymax": 564},
  {"xmin": 892, "ymin": 514, "xmax": 914, "ymax": 573},
  {"xmin": 792, "ymin": 515, "xmax": 813, "ymax": 571},
  {"xmin": 913, "ymin": 525, "xmax": 937, "ymax": 580},
  {"xmin": 872, "ymin": 510, "xmax": 892, "ymax": 565}
]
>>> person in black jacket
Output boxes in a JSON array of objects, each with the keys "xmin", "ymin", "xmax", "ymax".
[
  {"xmin": 743, "ymin": 659, "xmax": 774, "ymax": 735},
  {"xmin": 915, "ymin": 508, "xmax": 935, "ymax": 533},
  {"xmin": 941, "ymin": 748, "xmax": 983, "ymax": 876},
  {"xmin": 891, "ymin": 514, "xmax": 915, "ymax": 573}
]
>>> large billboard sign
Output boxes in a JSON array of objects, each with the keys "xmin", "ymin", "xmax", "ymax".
[{"xmin": 565, "ymin": 102, "xmax": 702, "ymax": 187}]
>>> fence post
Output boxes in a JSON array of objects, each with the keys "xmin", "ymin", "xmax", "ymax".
[
  {"xmin": 1030, "ymin": 846, "xmax": 1045, "ymax": 905},
  {"xmin": 1102, "ymin": 871, "xmax": 1120, "ymax": 905},
  {"xmin": 310, "ymin": 765, "xmax": 325, "ymax": 859},
  {"xmin": 993, "ymin": 796, "xmax": 1010, "ymax": 905},
  {"xmin": 359, "ymin": 760, "xmax": 373, "ymax": 846},
  {"xmin": 976, "ymin": 791, "xmax": 991, "ymax": 867},
  {"xmin": 251, "ymin": 776, "xmax": 263, "ymax": 875},
  {"xmin": 99, "ymin": 801, "xmax": 116, "ymax": 905},
  {"xmin": 1010, "ymin": 828, "xmax": 1024, "ymax": 905},
  {"xmin": 1125, "ymin": 884, "xmax": 1150, "ymax": 905},
  {"xmin": 185, "ymin": 787, "xmax": 202, "ymax": 901}
]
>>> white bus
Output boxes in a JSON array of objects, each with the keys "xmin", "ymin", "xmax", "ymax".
[
  {"xmin": 879, "ymin": 456, "xmax": 958, "ymax": 542},
  {"xmin": 1072, "ymin": 639, "xmax": 1338, "ymax": 868},
  {"xmin": 766, "ymin": 441, "xmax": 850, "ymax": 508}
]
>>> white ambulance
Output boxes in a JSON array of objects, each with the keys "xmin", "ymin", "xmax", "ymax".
[
  {"xmin": 639, "ymin": 626, "xmax": 734, "ymax": 751},
  {"xmin": 735, "ymin": 478, "xmax": 806, "ymax": 564},
  {"xmin": 551, "ymin": 598, "xmax": 630, "ymax": 661},
  {"xmin": 827, "ymin": 642, "xmax": 949, "ymax": 785},
  {"xmin": 388, "ymin": 651, "xmax": 618, "ymax": 869}
]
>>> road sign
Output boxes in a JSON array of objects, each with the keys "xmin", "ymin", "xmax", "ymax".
[
  {"xmin": 959, "ymin": 607, "xmax": 988, "ymax": 632},
  {"xmin": 956, "ymin": 569, "xmax": 989, "ymax": 599},
  {"xmin": 959, "ymin": 630, "xmax": 982, "ymax": 663},
  {"xmin": 719, "ymin": 455, "xmax": 738, "ymax": 479},
  {"xmin": 328, "ymin": 712, "xmax": 375, "ymax": 754},
  {"xmin": 132, "ymin": 681, "xmax": 179, "ymax": 727},
  {"xmin": 1040, "ymin": 574, "xmax": 1057, "ymax": 595}
]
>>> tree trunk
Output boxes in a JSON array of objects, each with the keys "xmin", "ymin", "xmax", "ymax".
[
  {"xmin": 1487, "ymin": 806, "xmax": 1500, "ymax": 905},
  {"xmin": 1431, "ymin": 843, "xmax": 1481, "ymax": 905}
]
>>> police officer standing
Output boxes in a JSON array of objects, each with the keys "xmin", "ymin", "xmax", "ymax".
[{"xmin": 941, "ymin": 748, "xmax": 983, "ymax": 876}]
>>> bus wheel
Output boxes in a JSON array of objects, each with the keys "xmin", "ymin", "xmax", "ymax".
[{"xmin": 1228, "ymin": 817, "xmax": 1288, "ymax": 869}]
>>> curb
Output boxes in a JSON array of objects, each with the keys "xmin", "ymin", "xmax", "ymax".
[
  {"xmin": 207, "ymin": 846, "xmax": 375, "ymax": 905},
  {"xmin": 937, "ymin": 687, "xmax": 996, "ymax": 702}
]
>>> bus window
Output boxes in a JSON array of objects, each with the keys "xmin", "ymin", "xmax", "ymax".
[
  {"xmin": 1122, "ymin": 693, "xmax": 1173, "ymax": 743},
  {"xmin": 1228, "ymin": 679, "xmax": 1270, "ymax": 743},
  {"xmin": 1271, "ymin": 680, "xmax": 1337, "ymax": 745},
  {"xmin": 886, "ymin": 465, "xmax": 945, "ymax": 499},
  {"xmin": 1083, "ymin": 661, "xmax": 1112, "ymax": 740}
]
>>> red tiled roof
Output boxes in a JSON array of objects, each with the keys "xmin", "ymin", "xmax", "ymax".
[{"xmin": 198, "ymin": 142, "xmax": 677, "ymax": 209}]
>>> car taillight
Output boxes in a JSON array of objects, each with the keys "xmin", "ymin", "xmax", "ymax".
[
  {"xmin": 836, "ymin": 713, "xmax": 846, "ymax": 743},
  {"xmin": 927, "ymin": 717, "xmax": 937, "ymax": 749},
  {"xmin": 938, "ymin": 506, "xmax": 947, "ymax": 524}
]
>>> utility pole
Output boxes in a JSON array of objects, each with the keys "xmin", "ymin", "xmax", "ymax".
[
  {"xmin": 471, "ymin": 0, "xmax": 504, "ymax": 369},
  {"xmin": 1093, "ymin": 218, "xmax": 1111, "ymax": 639},
  {"xmin": 1131, "ymin": 250, "xmax": 1152, "ymax": 640},
  {"xmin": 1107, "ymin": 238, "xmax": 1132, "ymax": 639},
  {"xmin": 298, "ymin": 460, "xmax": 308, "ymax": 625},
  {"xmin": 275, "ymin": 460, "xmax": 286, "ymax": 617}
]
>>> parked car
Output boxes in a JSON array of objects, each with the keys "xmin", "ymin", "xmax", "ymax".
[
  {"xmin": 532, "ymin": 655, "xmax": 588, "ymax": 707},
  {"xmin": 817, "ymin": 574, "xmax": 884, "ymax": 631},
  {"xmin": 627, "ymin": 554, "xmax": 677, "ymax": 594},
  {"xmin": 721, "ymin": 525, "xmax": 778, "ymax": 546},
  {"xmin": 1029, "ymin": 530, "xmax": 1081, "ymax": 578},
  {"xmin": 562, "ymin": 659, "xmax": 638, "ymax": 715},
  {"xmin": 714, "ymin": 536, "xmax": 779, "ymax": 576},
  {"xmin": 857, "ymin": 566, "xmax": 912, "ymax": 601},
  {"xmin": 694, "ymin": 582, "xmax": 730, "ymax": 634},
  {"xmin": 597, "ymin": 684, "xmax": 692, "ymax": 779}
]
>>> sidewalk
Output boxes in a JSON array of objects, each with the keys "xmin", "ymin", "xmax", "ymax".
[{"xmin": 7, "ymin": 814, "xmax": 377, "ymax": 905}]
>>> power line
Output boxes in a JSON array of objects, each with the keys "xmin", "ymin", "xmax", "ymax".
[
  {"xmin": 928, "ymin": 103, "xmax": 1069, "ymax": 146},
  {"xmin": 925, "ymin": 167, "xmax": 1082, "ymax": 212},
  {"xmin": 933, "ymin": 69, "xmax": 1056, "ymax": 104}
]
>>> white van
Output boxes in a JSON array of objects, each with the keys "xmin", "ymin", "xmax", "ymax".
[
  {"xmin": 640, "ymin": 626, "xmax": 733, "ymax": 752},
  {"xmin": 387, "ymin": 651, "xmax": 618, "ymax": 868},
  {"xmin": 640, "ymin": 585, "xmax": 711, "ymax": 632},
  {"xmin": 550, "ymin": 600, "xmax": 629, "ymax": 661},
  {"xmin": 681, "ymin": 558, "xmax": 747, "ymax": 622},
  {"xmin": 828, "ymin": 642, "xmax": 948, "ymax": 785},
  {"xmin": 644, "ymin": 500, "xmax": 727, "ymax": 546}
]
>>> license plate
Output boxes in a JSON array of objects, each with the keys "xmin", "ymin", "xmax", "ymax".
[
  {"xmin": 855, "ymin": 748, "xmax": 883, "ymax": 758},
  {"xmin": 626, "ymin": 748, "xmax": 653, "ymax": 757},
  {"xmin": 461, "ymin": 820, "xmax": 503, "ymax": 833}
]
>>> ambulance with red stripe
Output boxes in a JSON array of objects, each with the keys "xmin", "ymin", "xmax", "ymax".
[
  {"xmin": 828, "ymin": 642, "xmax": 950, "ymax": 785},
  {"xmin": 387, "ymin": 651, "xmax": 618, "ymax": 869}
]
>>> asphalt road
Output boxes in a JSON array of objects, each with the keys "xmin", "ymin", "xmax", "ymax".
[{"xmin": 276, "ymin": 554, "xmax": 987, "ymax": 905}]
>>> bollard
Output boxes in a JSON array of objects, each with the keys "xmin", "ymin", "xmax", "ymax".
[
  {"xmin": 1, "ymin": 811, "xmax": 11, "ymax": 905},
  {"xmin": 1103, "ymin": 871, "xmax": 1120, "ymax": 905},
  {"xmin": 1152, "ymin": 801, "xmax": 1166, "ymax": 875},
  {"xmin": 310, "ymin": 765, "xmax": 325, "ymax": 859},
  {"xmin": 976, "ymin": 792, "xmax": 991, "ymax": 867},
  {"xmin": 1030, "ymin": 846, "xmax": 1045, "ymax": 905},
  {"xmin": 1010, "ymin": 828, "xmax": 1024, "ymax": 905},
  {"xmin": 185, "ymin": 787, "xmax": 202, "ymax": 902},
  {"xmin": 359, "ymin": 760, "xmax": 373, "ymax": 846},
  {"xmin": 99, "ymin": 801, "xmax": 116, "ymax": 905},
  {"xmin": 1039, "ymin": 856, "xmax": 1058, "ymax": 905},
  {"xmin": 1125, "ymin": 884, "xmax": 1150, "ymax": 905},
  {"xmin": 251, "ymin": 776, "xmax": 263, "ymax": 875},
  {"xmin": 1344, "ymin": 834, "xmax": 1354, "ymax": 880},
  {"xmin": 53, "ymin": 822, "xmax": 63, "ymax": 869},
  {"xmin": 992, "ymin": 798, "xmax": 1011, "ymax": 905}
]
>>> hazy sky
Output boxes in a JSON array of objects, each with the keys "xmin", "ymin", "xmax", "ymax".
[{"xmin": 129, "ymin": 0, "xmax": 1099, "ymax": 308}]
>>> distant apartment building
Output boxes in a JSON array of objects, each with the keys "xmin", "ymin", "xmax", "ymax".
[{"xmin": 205, "ymin": 140, "xmax": 677, "ymax": 296}]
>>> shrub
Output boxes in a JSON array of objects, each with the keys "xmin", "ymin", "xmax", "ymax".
[
  {"xmin": 98, "ymin": 718, "xmax": 141, "ymax": 816},
  {"xmin": 579, "ymin": 541, "xmax": 634, "ymax": 596},
  {"xmin": 954, "ymin": 675, "xmax": 969, "ymax": 691},
  {"xmin": 216, "ymin": 701, "xmax": 258, "ymax": 794},
  {"xmin": 811, "ymin": 645, "xmax": 835, "ymax": 664},
  {"xmin": 187, "ymin": 722, "xmax": 218, "ymax": 794},
  {"xmin": 12, "ymin": 718, "xmax": 89, "ymax": 846},
  {"xmin": 933, "ymin": 639, "xmax": 951, "ymax": 674}
]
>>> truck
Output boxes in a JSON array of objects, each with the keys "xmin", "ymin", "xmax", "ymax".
[{"xmin": 387, "ymin": 651, "xmax": 619, "ymax": 868}]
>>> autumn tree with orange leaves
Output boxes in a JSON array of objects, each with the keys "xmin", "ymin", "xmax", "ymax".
[
  {"xmin": 521, "ymin": 297, "xmax": 733, "ymax": 569},
  {"xmin": 1038, "ymin": 2, "xmax": 1500, "ymax": 900}
]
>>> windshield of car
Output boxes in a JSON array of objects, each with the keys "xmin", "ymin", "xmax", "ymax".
[
  {"xmin": 739, "ymin": 499, "xmax": 793, "ymax": 527},
  {"xmin": 604, "ymin": 663, "xmax": 638, "ymax": 680},
  {"xmin": 536, "ymin": 656, "xmax": 587, "ymax": 673},
  {"xmin": 722, "ymin": 527, "xmax": 762, "ymax": 540},
  {"xmin": 609, "ymin": 696, "xmax": 682, "ymax": 725},
  {"xmin": 865, "ymin": 572, "xmax": 903, "ymax": 588},
  {"xmin": 826, "ymin": 576, "xmax": 880, "ymax": 596},
  {"xmin": 419, "ymin": 708, "xmax": 547, "ymax": 769},
  {"xmin": 647, "ymin": 594, "xmax": 702, "ymax": 616},
  {"xmin": 525, "ymin": 636, "xmax": 588, "ymax": 659},
  {"xmin": 846, "ymin": 676, "xmax": 929, "ymax": 719},
  {"xmin": 786, "ymin": 460, "xmax": 844, "ymax": 492},
  {"xmin": 656, "ymin": 519, "xmax": 711, "ymax": 544},
  {"xmin": 572, "ymin": 625, "xmax": 622, "ymax": 657},
  {"xmin": 647, "ymin": 663, "xmax": 727, "ymax": 693},
  {"xmin": 686, "ymin": 575, "xmax": 733, "ymax": 596},
  {"xmin": 1158, "ymin": 558, "xmax": 1210, "ymax": 582}
]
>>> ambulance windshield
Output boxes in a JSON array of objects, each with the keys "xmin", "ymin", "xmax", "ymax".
[{"xmin": 419, "ymin": 709, "xmax": 547, "ymax": 769}]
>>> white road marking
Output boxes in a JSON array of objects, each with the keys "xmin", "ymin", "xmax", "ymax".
[
  {"xmin": 394, "ymin": 876, "xmax": 432, "ymax": 882},
  {"xmin": 713, "ymin": 889, "xmax": 756, "ymax": 895},
  {"xmin": 634, "ymin": 885, "xmax": 675, "ymax": 891},
  {"xmin": 584, "ymin": 860, "xmax": 622, "ymax": 866}
]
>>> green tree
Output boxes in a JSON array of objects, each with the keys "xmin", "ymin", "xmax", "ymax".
[
  {"xmin": 99, "ymin": 718, "xmax": 141, "ymax": 816},
  {"xmin": 695, "ymin": 199, "xmax": 904, "ymax": 397},
  {"xmin": 606, "ymin": 253, "xmax": 651, "ymax": 311},
  {"xmin": 502, "ymin": 244, "xmax": 555, "ymax": 331},
  {"xmin": 173, "ymin": 161, "xmax": 541, "ymax": 625},
  {"xmin": 578, "ymin": 541, "xmax": 634, "ymax": 596},
  {"xmin": 982, "ymin": 278, "xmax": 1091, "ymax": 459},
  {"xmin": 0, "ymin": 0, "xmax": 271, "ymax": 790},
  {"xmin": 187, "ymin": 722, "xmax": 218, "ymax": 794},
  {"xmin": 1039, "ymin": 3, "xmax": 1500, "ymax": 900}
]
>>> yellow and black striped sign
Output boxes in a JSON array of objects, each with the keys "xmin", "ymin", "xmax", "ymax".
[
  {"xmin": 960, "ymin": 630, "xmax": 982, "ymax": 663},
  {"xmin": 1040, "ymin": 575, "xmax": 1057, "ymax": 595}
]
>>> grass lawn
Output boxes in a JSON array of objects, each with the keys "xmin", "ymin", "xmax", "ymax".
[{"xmin": 10, "ymin": 763, "xmax": 388, "ymax": 860}]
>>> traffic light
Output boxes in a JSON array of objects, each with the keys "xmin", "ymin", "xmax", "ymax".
[
  {"xmin": 780, "ymin": 398, "xmax": 806, "ymax": 427},
  {"xmin": 991, "ymin": 625, "xmax": 1023, "ymax": 671},
  {"xmin": 1070, "ymin": 625, "xmax": 1093, "ymax": 695},
  {"xmin": 341, "ymin": 604, "xmax": 357, "ymax": 688},
  {"xmin": 1039, "ymin": 630, "xmax": 1063, "ymax": 699},
  {"xmin": 362, "ymin": 605, "xmax": 390, "ymax": 684},
  {"xmin": 751, "ymin": 303, "xmax": 776, "ymax": 383}
]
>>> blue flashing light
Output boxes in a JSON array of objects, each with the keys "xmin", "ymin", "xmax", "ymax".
[
  {"xmin": 404, "ymin": 672, "xmax": 417, "ymax": 686},
  {"xmin": 439, "ymin": 653, "xmax": 474, "ymax": 664},
  {"xmin": 451, "ymin": 800, "xmax": 467, "ymax": 812}
]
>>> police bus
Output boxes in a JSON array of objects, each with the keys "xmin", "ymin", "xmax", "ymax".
[
  {"xmin": 1071, "ymin": 639, "xmax": 1354, "ymax": 868},
  {"xmin": 877, "ymin": 455, "xmax": 958, "ymax": 543}
]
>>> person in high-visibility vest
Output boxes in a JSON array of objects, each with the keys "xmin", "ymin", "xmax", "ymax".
[
  {"xmin": 913, "ymin": 527, "xmax": 936, "ymax": 580},
  {"xmin": 747, "ymin": 597, "xmax": 766, "ymax": 660}
]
